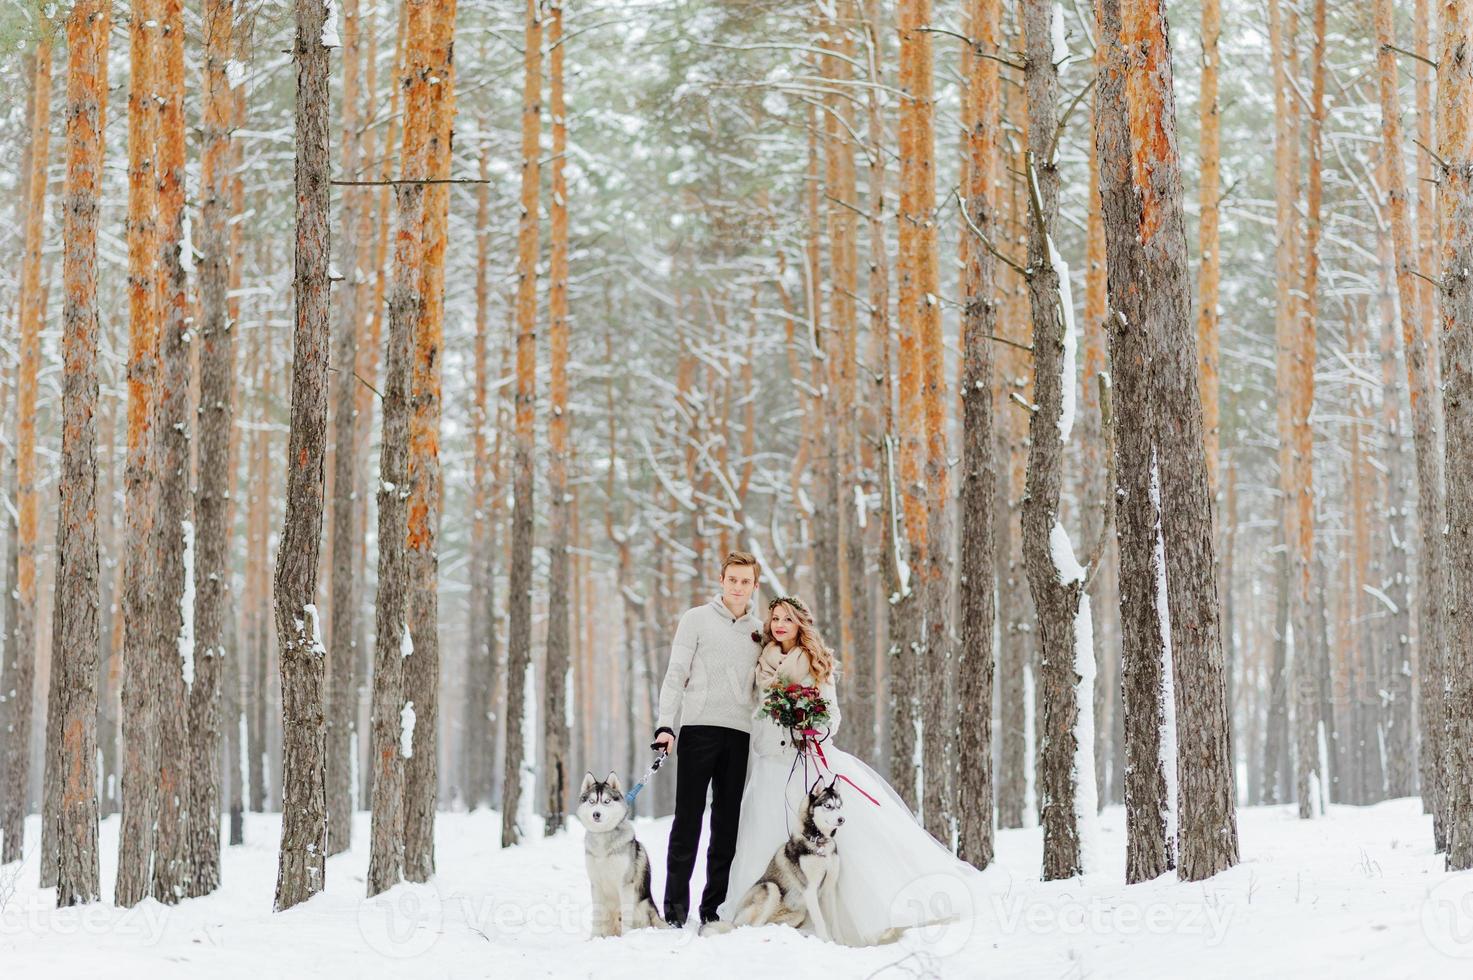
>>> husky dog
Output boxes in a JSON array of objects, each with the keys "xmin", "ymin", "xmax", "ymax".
[
  {"xmin": 702, "ymin": 780, "xmax": 845, "ymax": 941},
  {"xmin": 576, "ymin": 771, "xmax": 666, "ymax": 938}
]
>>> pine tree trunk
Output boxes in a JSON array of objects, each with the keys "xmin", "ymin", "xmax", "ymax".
[
  {"xmin": 190, "ymin": 0, "xmax": 238, "ymax": 894},
  {"xmin": 543, "ymin": 0, "xmax": 572, "ymax": 839},
  {"xmin": 115, "ymin": 0, "xmax": 162, "ymax": 908},
  {"xmin": 1375, "ymin": 0, "xmax": 1451, "ymax": 851},
  {"xmin": 1376, "ymin": 218, "xmax": 1415, "ymax": 799},
  {"xmin": 892, "ymin": 0, "xmax": 932, "ymax": 816},
  {"xmin": 1082, "ymin": 26, "xmax": 1113, "ymax": 817},
  {"xmin": 915, "ymin": 0, "xmax": 954, "ymax": 845},
  {"xmin": 368, "ymin": 0, "xmax": 438, "ymax": 897},
  {"xmin": 1021, "ymin": 0, "xmax": 1088, "ymax": 882},
  {"xmin": 823, "ymin": 3, "xmax": 868, "ymax": 799},
  {"xmin": 247, "ymin": 344, "xmax": 271, "ymax": 814},
  {"xmin": 1261, "ymin": 535, "xmax": 1290, "ymax": 804},
  {"xmin": 464, "ymin": 137, "xmax": 496, "ymax": 812},
  {"xmin": 1437, "ymin": 0, "xmax": 1473, "ymax": 871},
  {"xmin": 955, "ymin": 0, "xmax": 999, "ymax": 870},
  {"xmin": 54, "ymin": 0, "xmax": 110, "ymax": 906},
  {"xmin": 403, "ymin": 0, "xmax": 457, "ymax": 882},
  {"xmin": 152, "ymin": 0, "xmax": 194, "ymax": 903},
  {"xmin": 1095, "ymin": 0, "xmax": 1173, "ymax": 882},
  {"xmin": 855, "ymin": 0, "xmax": 889, "ymax": 770},
  {"xmin": 273, "ymin": 0, "xmax": 332, "ymax": 912},
  {"xmin": 503, "ymin": 0, "xmax": 542, "ymax": 849},
  {"xmin": 326, "ymin": 0, "xmax": 362, "ymax": 860},
  {"xmin": 1107, "ymin": 0, "xmax": 1240, "ymax": 880},
  {"xmin": 0, "ymin": 31, "xmax": 52, "ymax": 867}
]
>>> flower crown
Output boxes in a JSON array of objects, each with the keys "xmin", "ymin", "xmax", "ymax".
[{"xmin": 767, "ymin": 594, "xmax": 810, "ymax": 616}]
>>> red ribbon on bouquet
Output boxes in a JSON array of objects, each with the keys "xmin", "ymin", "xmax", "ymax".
[{"xmin": 797, "ymin": 727, "xmax": 881, "ymax": 807}]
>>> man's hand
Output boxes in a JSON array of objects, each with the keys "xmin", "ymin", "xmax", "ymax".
[{"xmin": 653, "ymin": 731, "xmax": 675, "ymax": 756}]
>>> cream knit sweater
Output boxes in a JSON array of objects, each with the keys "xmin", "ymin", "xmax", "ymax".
[{"xmin": 654, "ymin": 595, "xmax": 763, "ymax": 735}]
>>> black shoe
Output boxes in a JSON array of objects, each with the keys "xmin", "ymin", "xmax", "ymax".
[
  {"xmin": 699, "ymin": 911, "xmax": 719, "ymax": 927},
  {"xmin": 665, "ymin": 908, "xmax": 687, "ymax": 928}
]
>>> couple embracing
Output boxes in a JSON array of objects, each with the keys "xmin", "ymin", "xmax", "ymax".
[{"xmin": 653, "ymin": 551, "xmax": 982, "ymax": 947}]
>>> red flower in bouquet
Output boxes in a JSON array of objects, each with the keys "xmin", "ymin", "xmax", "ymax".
[{"xmin": 759, "ymin": 682, "xmax": 831, "ymax": 735}]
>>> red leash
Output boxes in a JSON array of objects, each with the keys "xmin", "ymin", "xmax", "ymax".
[{"xmin": 798, "ymin": 727, "xmax": 881, "ymax": 807}]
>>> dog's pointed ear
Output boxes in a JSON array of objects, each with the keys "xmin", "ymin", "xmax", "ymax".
[
  {"xmin": 606, "ymin": 771, "xmax": 622, "ymax": 794},
  {"xmin": 580, "ymin": 771, "xmax": 596, "ymax": 796}
]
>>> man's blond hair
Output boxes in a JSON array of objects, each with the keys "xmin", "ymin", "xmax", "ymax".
[{"xmin": 720, "ymin": 550, "xmax": 760, "ymax": 581}]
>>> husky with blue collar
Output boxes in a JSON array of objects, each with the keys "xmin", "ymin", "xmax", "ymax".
[{"xmin": 576, "ymin": 771, "xmax": 665, "ymax": 938}]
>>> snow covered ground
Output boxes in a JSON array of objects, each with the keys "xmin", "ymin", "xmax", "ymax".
[{"xmin": 2, "ymin": 797, "xmax": 1469, "ymax": 978}]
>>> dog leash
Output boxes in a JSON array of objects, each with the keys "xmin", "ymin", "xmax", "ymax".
[
  {"xmin": 624, "ymin": 745, "xmax": 669, "ymax": 806},
  {"xmin": 797, "ymin": 727, "xmax": 881, "ymax": 808}
]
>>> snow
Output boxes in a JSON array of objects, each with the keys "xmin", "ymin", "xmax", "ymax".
[
  {"xmin": 179, "ymin": 213, "xmax": 195, "ymax": 275},
  {"xmin": 1072, "ymin": 594, "xmax": 1099, "ymax": 873},
  {"xmin": 516, "ymin": 659, "xmax": 537, "ymax": 835},
  {"xmin": 399, "ymin": 701, "xmax": 415, "ymax": 759},
  {"xmin": 1049, "ymin": 235, "xmax": 1079, "ymax": 442},
  {"xmin": 1316, "ymin": 719, "xmax": 1331, "ymax": 816},
  {"xmin": 226, "ymin": 59, "xmax": 246, "ymax": 90},
  {"xmin": 178, "ymin": 520, "xmax": 196, "ymax": 688},
  {"xmin": 1022, "ymin": 661, "xmax": 1037, "ymax": 828},
  {"xmin": 1052, "ymin": 2, "xmax": 1072, "ymax": 71},
  {"xmin": 4, "ymin": 799, "xmax": 1458, "ymax": 977},
  {"xmin": 400, "ymin": 623, "xmax": 413, "ymax": 659},
  {"xmin": 304, "ymin": 604, "xmax": 326, "ymax": 658},
  {"xmin": 237, "ymin": 712, "xmax": 250, "ymax": 807},
  {"xmin": 564, "ymin": 666, "xmax": 574, "ymax": 732},
  {"xmin": 320, "ymin": 0, "xmax": 340, "ymax": 48},
  {"xmin": 349, "ymin": 731, "xmax": 360, "ymax": 814},
  {"xmin": 1148, "ymin": 453, "xmax": 1179, "ymax": 860},
  {"xmin": 852, "ymin": 483, "xmax": 867, "ymax": 530},
  {"xmin": 1050, "ymin": 520, "xmax": 1086, "ymax": 585}
]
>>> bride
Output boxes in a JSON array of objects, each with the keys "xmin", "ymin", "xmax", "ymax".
[{"xmin": 716, "ymin": 595, "xmax": 985, "ymax": 947}]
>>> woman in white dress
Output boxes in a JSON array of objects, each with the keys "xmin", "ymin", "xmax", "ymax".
[{"xmin": 716, "ymin": 595, "xmax": 985, "ymax": 946}]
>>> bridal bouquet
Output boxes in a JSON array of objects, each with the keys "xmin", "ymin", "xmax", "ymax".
[{"xmin": 758, "ymin": 682, "xmax": 831, "ymax": 736}]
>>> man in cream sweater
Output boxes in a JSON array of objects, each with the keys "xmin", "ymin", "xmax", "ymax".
[{"xmin": 651, "ymin": 551, "xmax": 763, "ymax": 928}]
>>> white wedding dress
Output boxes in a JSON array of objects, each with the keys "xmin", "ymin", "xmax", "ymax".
[{"xmin": 716, "ymin": 651, "xmax": 986, "ymax": 947}]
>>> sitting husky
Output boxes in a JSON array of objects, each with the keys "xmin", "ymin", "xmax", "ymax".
[
  {"xmin": 702, "ymin": 779, "xmax": 845, "ymax": 941},
  {"xmin": 575, "ymin": 771, "xmax": 665, "ymax": 938}
]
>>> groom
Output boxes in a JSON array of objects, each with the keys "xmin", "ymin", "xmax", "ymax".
[{"xmin": 652, "ymin": 551, "xmax": 763, "ymax": 928}]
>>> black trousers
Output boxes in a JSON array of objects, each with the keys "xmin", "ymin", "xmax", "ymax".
[{"xmin": 662, "ymin": 724, "xmax": 750, "ymax": 923}]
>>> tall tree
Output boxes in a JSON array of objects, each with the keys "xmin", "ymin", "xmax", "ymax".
[
  {"xmin": 0, "ymin": 24, "xmax": 52, "ymax": 867},
  {"xmin": 1438, "ymin": 0, "xmax": 1473, "ymax": 872},
  {"xmin": 327, "ymin": 0, "xmax": 363, "ymax": 860},
  {"xmin": 53, "ymin": 0, "xmax": 111, "ymax": 906},
  {"xmin": 891, "ymin": 0, "xmax": 931, "ymax": 816},
  {"xmin": 1022, "ymin": 0, "xmax": 1092, "ymax": 881},
  {"xmin": 1097, "ymin": 0, "xmax": 1240, "ymax": 881},
  {"xmin": 503, "ymin": 0, "xmax": 543, "ymax": 849},
  {"xmin": 403, "ymin": 0, "xmax": 457, "ymax": 882},
  {"xmin": 369, "ymin": 0, "xmax": 434, "ymax": 896},
  {"xmin": 152, "ymin": 0, "xmax": 195, "ymax": 903},
  {"xmin": 463, "ymin": 133, "xmax": 498, "ymax": 812},
  {"xmin": 190, "ymin": 0, "xmax": 238, "ymax": 895},
  {"xmin": 273, "ymin": 0, "xmax": 333, "ymax": 912},
  {"xmin": 115, "ymin": 0, "xmax": 163, "ymax": 908},
  {"xmin": 1374, "ymin": 0, "xmax": 1450, "ymax": 851},
  {"xmin": 955, "ymin": 0, "xmax": 999, "ymax": 870},
  {"xmin": 544, "ymin": 0, "xmax": 573, "ymax": 838}
]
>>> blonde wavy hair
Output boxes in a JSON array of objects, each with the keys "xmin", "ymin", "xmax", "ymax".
[{"xmin": 752, "ymin": 595, "xmax": 836, "ymax": 686}]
